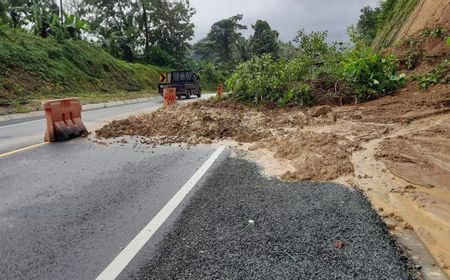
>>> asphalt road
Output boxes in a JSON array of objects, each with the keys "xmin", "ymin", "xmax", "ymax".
[
  {"xmin": 135, "ymin": 157, "xmax": 418, "ymax": 280},
  {"xmin": 0, "ymin": 139, "xmax": 227, "ymax": 279},
  {"xmin": 0, "ymin": 94, "xmax": 226, "ymax": 280},
  {"xmin": 0, "ymin": 95, "xmax": 210, "ymax": 154}
]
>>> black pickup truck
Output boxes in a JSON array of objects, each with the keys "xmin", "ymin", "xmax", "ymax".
[{"xmin": 158, "ymin": 71, "xmax": 201, "ymax": 99}]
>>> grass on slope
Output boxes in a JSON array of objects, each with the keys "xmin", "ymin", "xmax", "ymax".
[
  {"xmin": 372, "ymin": 0, "xmax": 419, "ymax": 49},
  {"xmin": 0, "ymin": 25, "xmax": 164, "ymax": 109}
]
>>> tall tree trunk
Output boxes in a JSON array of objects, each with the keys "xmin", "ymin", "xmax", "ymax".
[
  {"xmin": 142, "ymin": 2, "xmax": 150, "ymax": 64},
  {"xmin": 59, "ymin": 0, "xmax": 63, "ymax": 24}
]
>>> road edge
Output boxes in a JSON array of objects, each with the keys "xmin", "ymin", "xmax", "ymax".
[
  {"xmin": 96, "ymin": 145, "xmax": 230, "ymax": 280},
  {"xmin": 0, "ymin": 96, "xmax": 159, "ymax": 126}
]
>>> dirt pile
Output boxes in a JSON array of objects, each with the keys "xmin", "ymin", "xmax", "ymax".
[
  {"xmin": 258, "ymin": 131, "xmax": 359, "ymax": 181},
  {"xmin": 97, "ymin": 101, "xmax": 271, "ymax": 144},
  {"xmin": 335, "ymin": 84, "xmax": 450, "ymax": 123},
  {"xmin": 96, "ymin": 100, "xmax": 353, "ymax": 181}
]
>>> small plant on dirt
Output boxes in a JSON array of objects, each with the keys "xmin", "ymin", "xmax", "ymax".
[
  {"xmin": 404, "ymin": 48, "xmax": 423, "ymax": 70},
  {"xmin": 341, "ymin": 47, "xmax": 405, "ymax": 102},
  {"xmin": 420, "ymin": 26, "xmax": 447, "ymax": 39},
  {"xmin": 416, "ymin": 59, "xmax": 450, "ymax": 90},
  {"xmin": 447, "ymin": 37, "xmax": 450, "ymax": 47}
]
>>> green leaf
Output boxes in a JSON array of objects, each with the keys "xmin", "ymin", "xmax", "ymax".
[{"xmin": 447, "ymin": 37, "xmax": 450, "ymax": 47}]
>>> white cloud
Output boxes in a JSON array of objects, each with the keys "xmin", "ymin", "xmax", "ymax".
[{"xmin": 190, "ymin": 0, "xmax": 379, "ymax": 42}]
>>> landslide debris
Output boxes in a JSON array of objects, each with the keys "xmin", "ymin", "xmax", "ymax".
[
  {"xmin": 375, "ymin": 122, "xmax": 450, "ymax": 190},
  {"xmin": 96, "ymin": 84, "xmax": 450, "ymax": 275},
  {"xmin": 96, "ymin": 99, "xmax": 355, "ymax": 181}
]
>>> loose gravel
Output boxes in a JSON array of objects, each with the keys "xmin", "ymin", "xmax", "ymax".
[{"xmin": 135, "ymin": 157, "xmax": 418, "ymax": 280}]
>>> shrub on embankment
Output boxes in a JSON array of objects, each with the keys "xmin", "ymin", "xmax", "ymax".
[
  {"xmin": 227, "ymin": 31, "xmax": 406, "ymax": 106},
  {"xmin": 0, "ymin": 25, "xmax": 163, "ymax": 106}
]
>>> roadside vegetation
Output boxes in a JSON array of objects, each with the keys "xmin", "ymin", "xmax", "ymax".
[
  {"xmin": 347, "ymin": 0, "xmax": 419, "ymax": 48},
  {"xmin": 227, "ymin": 31, "xmax": 405, "ymax": 106},
  {"xmin": 0, "ymin": 0, "xmax": 447, "ymax": 112},
  {"xmin": 223, "ymin": 0, "xmax": 449, "ymax": 107},
  {"xmin": 0, "ymin": 26, "xmax": 162, "ymax": 108}
]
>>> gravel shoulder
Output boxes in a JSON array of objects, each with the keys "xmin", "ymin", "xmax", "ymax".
[{"xmin": 135, "ymin": 157, "xmax": 419, "ymax": 280}]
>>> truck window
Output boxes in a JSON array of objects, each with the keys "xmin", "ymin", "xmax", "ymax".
[
  {"xmin": 186, "ymin": 72, "xmax": 193, "ymax": 81},
  {"xmin": 172, "ymin": 72, "xmax": 179, "ymax": 82},
  {"xmin": 179, "ymin": 72, "xmax": 186, "ymax": 81}
]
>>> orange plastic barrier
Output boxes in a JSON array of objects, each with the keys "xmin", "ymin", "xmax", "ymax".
[
  {"xmin": 42, "ymin": 98, "xmax": 87, "ymax": 142},
  {"xmin": 217, "ymin": 83, "xmax": 223, "ymax": 97},
  {"xmin": 163, "ymin": 88, "xmax": 177, "ymax": 106}
]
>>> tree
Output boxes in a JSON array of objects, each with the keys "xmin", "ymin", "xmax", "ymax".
[
  {"xmin": 192, "ymin": 38, "xmax": 217, "ymax": 62},
  {"xmin": 234, "ymin": 36, "xmax": 252, "ymax": 62},
  {"xmin": 63, "ymin": 14, "xmax": 89, "ymax": 39},
  {"xmin": 279, "ymin": 41, "xmax": 297, "ymax": 61},
  {"xmin": 294, "ymin": 29, "xmax": 330, "ymax": 59},
  {"xmin": 79, "ymin": 0, "xmax": 140, "ymax": 61},
  {"xmin": 0, "ymin": 0, "xmax": 7, "ymax": 24},
  {"xmin": 205, "ymin": 14, "xmax": 247, "ymax": 66},
  {"xmin": 250, "ymin": 20, "xmax": 279, "ymax": 57},
  {"xmin": 79, "ymin": 0, "xmax": 195, "ymax": 65},
  {"xmin": 349, "ymin": 6, "xmax": 379, "ymax": 45},
  {"xmin": 148, "ymin": 0, "xmax": 195, "ymax": 65},
  {"xmin": 0, "ymin": 0, "xmax": 57, "ymax": 29}
]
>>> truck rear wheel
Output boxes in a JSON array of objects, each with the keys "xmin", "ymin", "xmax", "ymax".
[
  {"xmin": 197, "ymin": 90, "xmax": 201, "ymax": 98},
  {"xmin": 186, "ymin": 90, "xmax": 191, "ymax": 99}
]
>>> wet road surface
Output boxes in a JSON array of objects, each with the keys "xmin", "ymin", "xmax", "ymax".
[{"xmin": 0, "ymin": 139, "xmax": 226, "ymax": 279}]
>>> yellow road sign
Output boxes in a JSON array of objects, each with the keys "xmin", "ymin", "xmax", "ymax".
[{"xmin": 160, "ymin": 73, "xmax": 168, "ymax": 83}]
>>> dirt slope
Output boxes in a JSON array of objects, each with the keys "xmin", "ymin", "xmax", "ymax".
[{"xmin": 397, "ymin": 0, "xmax": 450, "ymax": 40}]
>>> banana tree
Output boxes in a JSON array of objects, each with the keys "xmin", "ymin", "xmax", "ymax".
[
  {"xmin": 27, "ymin": 0, "xmax": 59, "ymax": 37},
  {"xmin": 0, "ymin": 0, "xmax": 7, "ymax": 24},
  {"xmin": 63, "ymin": 14, "xmax": 89, "ymax": 39}
]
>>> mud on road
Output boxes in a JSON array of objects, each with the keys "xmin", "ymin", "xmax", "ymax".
[{"xmin": 96, "ymin": 84, "xmax": 450, "ymax": 275}]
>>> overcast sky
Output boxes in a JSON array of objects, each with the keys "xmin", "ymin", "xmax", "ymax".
[{"xmin": 190, "ymin": 0, "xmax": 379, "ymax": 43}]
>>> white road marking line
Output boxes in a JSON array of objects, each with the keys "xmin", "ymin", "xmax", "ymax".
[
  {"xmin": 0, "ymin": 119, "xmax": 43, "ymax": 129},
  {"xmin": 0, "ymin": 142, "xmax": 48, "ymax": 158},
  {"xmin": 95, "ymin": 145, "xmax": 226, "ymax": 280}
]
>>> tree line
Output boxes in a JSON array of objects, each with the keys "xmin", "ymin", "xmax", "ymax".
[
  {"xmin": 0, "ymin": 1, "xmax": 284, "ymax": 67},
  {"xmin": 0, "ymin": 0, "xmax": 195, "ymax": 68}
]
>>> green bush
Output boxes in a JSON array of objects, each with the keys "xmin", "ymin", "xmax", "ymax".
[
  {"xmin": 278, "ymin": 83, "xmax": 314, "ymax": 106},
  {"xmin": 415, "ymin": 59, "xmax": 450, "ymax": 90},
  {"xmin": 196, "ymin": 62, "xmax": 227, "ymax": 91},
  {"xmin": 341, "ymin": 48, "xmax": 405, "ymax": 102},
  {"xmin": 227, "ymin": 54, "xmax": 287, "ymax": 104},
  {"xmin": 227, "ymin": 30, "xmax": 407, "ymax": 107}
]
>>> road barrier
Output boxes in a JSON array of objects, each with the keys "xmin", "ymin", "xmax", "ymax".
[
  {"xmin": 163, "ymin": 88, "xmax": 177, "ymax": 106},
  {"xmin": 217, "ymin": 83, "xmax": 223, "ymax": 97},
  {"xmin": 42, "ymin": 98, "xmax": 87, "ymax": 142}
]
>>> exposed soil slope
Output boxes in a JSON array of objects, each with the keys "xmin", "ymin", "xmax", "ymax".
[{"xmin": 397, "ymin": 0, "xmax": 450, "ymax": 40}]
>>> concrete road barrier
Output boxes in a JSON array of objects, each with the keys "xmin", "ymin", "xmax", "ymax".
[
  {"xmin": 217, "ymin": 83, "xmax": 223, "ymax": 97},
  {"xmin": 163, "ymin": 88, "xmax": 177, "ymax": 106},
  {"xmin": 43, "ymin": 98, "xmax": 87, "ymax": 142}
]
